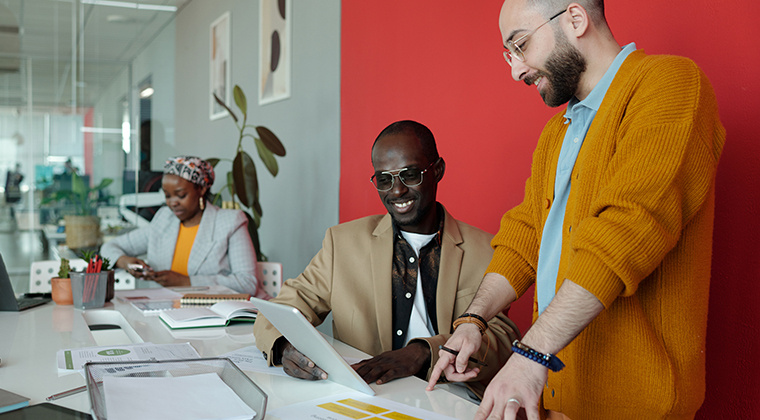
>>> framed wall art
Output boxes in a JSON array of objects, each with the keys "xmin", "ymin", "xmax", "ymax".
[
  {"xmin": 210, "ymin": 11, "xmax": 231, "ymax": 120},
  {"xmin": 259, "ymin": 0, "xmax": 291, "ymax": 105}
]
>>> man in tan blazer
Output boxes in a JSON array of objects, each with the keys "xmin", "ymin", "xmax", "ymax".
[{"xmin": 254, "ymin": 120, "xmax": 518, "ymax": 396}]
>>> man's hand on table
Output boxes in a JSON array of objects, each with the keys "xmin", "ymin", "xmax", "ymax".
[
  {"xmin": 352, "ymin": 341, "xmax": 430, "ymax": 384},
  {"xmin": 280, "ymin": 340, "xmax": 327, "ymax": 380}
]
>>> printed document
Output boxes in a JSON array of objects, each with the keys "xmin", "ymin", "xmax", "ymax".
[
  {"xmin": 267, "ymin": 392, "xmax": 459, "ymax": 420},
  {"xmin": 57, "ymin": 342, "xmax": 200, "ymax": 371}
]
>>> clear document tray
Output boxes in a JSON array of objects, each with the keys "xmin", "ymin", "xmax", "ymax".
[{"xmin": 84, "ymin": 358, "xmax": 267, "ymax": 420}]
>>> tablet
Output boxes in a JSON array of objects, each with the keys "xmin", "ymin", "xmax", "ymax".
[
  {"xmin": 251, "ymin": 298, "xmax": 375, "ymax": 395},
  {"xmin": 0, "ymin": 403, "xmax": 92, "ymax": 419}
]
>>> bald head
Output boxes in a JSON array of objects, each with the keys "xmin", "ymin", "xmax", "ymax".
[
  {"xmin": 522, "ymin": 0, "xmax": 606, "ymax": 24},
  {"xmin": 372, "ymin": 120, "xmax": 439, "ymax": 165}
]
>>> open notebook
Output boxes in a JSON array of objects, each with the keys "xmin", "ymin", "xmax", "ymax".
[{"xmin": 158, "ymin": 301, "xmax": 258, "ymax": 329}]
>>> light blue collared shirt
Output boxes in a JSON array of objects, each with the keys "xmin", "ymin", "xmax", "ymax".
[{"xmin": 535, "ymin": 43, "xmax": 637, "ymax": 315}]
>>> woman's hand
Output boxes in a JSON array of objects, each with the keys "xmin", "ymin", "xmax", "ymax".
[
  {"xmin": 115, "ymin": 256, "xmax": 152, "ymax": 278},
  {"xmin": 146, "ymin": 270, "xmax": 191, "ymax": 287}
]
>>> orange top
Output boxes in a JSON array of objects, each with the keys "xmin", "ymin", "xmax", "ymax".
[{"xmin": 171, "ymin": 223, "xmax": 199, "ymax": 276}]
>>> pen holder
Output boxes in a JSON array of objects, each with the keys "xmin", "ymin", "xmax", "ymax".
[
  {"xmin": 104, "ymin": 270, "xmax": 115, "ymax": 302},
  {"xmin": 70, "ymin": 272, "xmax": 108, "ymax": 310}
]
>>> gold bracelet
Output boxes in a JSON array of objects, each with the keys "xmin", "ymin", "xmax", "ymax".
[{"xmin": 451, "ymin": 315, "xmax": 492, "ymax": 364}]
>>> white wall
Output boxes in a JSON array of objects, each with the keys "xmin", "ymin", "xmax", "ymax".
[{"xmin": 174, "ymin": 1, "xmax": 341, "ymax": 281}]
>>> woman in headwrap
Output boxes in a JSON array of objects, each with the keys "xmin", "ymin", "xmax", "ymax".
[{"xmin": 101, "ymin": 156, "xmax": 262, "ymax": 295}]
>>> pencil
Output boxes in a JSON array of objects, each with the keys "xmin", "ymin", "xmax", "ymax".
[
  {"xmin": 438, "ymin": 345, "xmax": 488, "ymax": 367},
  {"xmin": 46, "ymin": 385, "xmax": 87, "ymax": 401}
]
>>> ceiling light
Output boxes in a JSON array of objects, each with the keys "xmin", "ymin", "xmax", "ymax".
[
  {"xmin": 80, "ymin": 0, "xmax": 177, "ymax": 12},
  {"xmin": 139, "ymin": 87, "xmax": 154, "ymax": 98}
]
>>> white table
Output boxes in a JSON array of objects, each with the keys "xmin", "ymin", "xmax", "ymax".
[{"xmin": 0, "ymin": 293, "xmax": 479, "ymax": 419}]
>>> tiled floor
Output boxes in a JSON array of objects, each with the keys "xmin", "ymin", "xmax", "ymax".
[{"xmin": 0, "ymin": 204, "xmax": 50, "ymax": 293}]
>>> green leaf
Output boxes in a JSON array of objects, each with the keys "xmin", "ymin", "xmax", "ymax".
[
  {"xmin": 207, "ymin": 158, "xmax": 220, "ymax": 168},
  {"xmin": 71, "ymin": 173, "xmax": 86, "ymax": 197},
  {"xmin": 252, "ymin": 198, "xmax": 263, "ymax": 218},
  {"xmin": 243, "ymin": 211, "xmax": 262, "ymax": 261},
  {"xmin": 255, "ymin": 137, "xmax": 279, "ymax": 177},
  {"xmin": 256, "ymin": 126, "xmax": 286, "ymax": 156},
  {"xmin": 226, "ymin": 171, "xmax": 235, "ymax": 198},
  {"xmin": 92, "ymin": 178, "xmax": 113, "ymax": 191},
  {"xmin": 250, "ymin": 205, "xmax": 261, "ymax": 228},
  {"xmin": 213, "ymin": 92, "xmax": 238, "ymax": 122},
  {"xmin": 233, "ymin": 85, "xmax": 247, "ymax": 116},
  {"xmin": 232, "ymin": 151, "xmax": 258, "ymax": 208}
]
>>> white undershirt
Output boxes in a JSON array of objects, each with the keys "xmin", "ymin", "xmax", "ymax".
[{"xmin": 400, "ymin": 230, "xmax": 437, "ymax": 345}]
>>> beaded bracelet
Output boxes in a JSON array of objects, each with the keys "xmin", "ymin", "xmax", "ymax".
[{"xmin": 511, "ymin": 340, "xmax": 565, "ymax": 372}]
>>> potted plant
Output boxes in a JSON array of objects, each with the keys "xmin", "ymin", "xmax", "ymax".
[
  {"xmin": 51, "ymin": 258, "xmax": 73, "ymax": 305},
  {"xmin": 209, "ymin": 85, "xmax": 286, "ymax": 261},
  {"xmin": 42, "ymin": 172, "xmax": 113, "ymax": 249}
]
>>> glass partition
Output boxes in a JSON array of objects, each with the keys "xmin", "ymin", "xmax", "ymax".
[{"xmin": 0, "ymin": 0, "xmax": 184, "ymax": 289}]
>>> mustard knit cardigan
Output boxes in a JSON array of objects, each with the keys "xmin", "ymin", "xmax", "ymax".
[{"xmin": 487, "ymin": 50, "xmax": 725, "ymax": 419}]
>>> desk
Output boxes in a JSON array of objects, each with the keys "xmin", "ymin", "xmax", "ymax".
[{"xmin": 0, "ymin": 294, "xmax": 479, "ymax": 419}]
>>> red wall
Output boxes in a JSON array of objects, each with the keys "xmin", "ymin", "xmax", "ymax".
[{"xmin": 341, "ymin": 1, "xmax": 760, "ymax": 417}]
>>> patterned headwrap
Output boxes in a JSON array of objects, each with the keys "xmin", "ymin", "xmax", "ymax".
[{"xmin": 163, "ymin": 156, "xmax": 215, "ymax": 189}]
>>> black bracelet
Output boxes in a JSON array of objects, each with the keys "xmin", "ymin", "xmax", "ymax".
[
  {"xmin": 511, "ymin": 340, "xmax": 565, "ymax": 372},
  {"xmin": 458, "ymin": 312, "xmax": 488, "ymax": 326}
]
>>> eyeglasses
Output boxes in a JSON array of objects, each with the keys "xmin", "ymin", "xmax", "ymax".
[
  {"xmin": 370, "ymin": 158, "xmax": 439, "ymax": 192},
  {"xmin": 503, "ymin": 9, "xmax": 566, "ymax": 66}
]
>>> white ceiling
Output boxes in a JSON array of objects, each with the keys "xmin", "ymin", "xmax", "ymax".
[{"xmin": 0, "ymin": 0, "xmax": 190, "ymax": 111}]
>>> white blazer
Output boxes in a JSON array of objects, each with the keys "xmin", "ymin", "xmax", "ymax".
[{"xmin": 101, "ymin": 204, "xmax": 259, "ymax": 294}]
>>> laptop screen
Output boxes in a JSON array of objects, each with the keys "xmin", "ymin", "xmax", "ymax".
[{"xmin": 0, "ymin": 253, "xmax": 49, "ymax": 311}]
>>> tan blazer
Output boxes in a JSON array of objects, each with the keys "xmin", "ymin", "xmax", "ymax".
[{"xmin": 253, "ymin": 206, "xmax": 519, "ymax": 394}]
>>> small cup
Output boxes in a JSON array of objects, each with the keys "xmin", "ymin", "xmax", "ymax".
[
  {"xmin": 51, "ymin": 277, "xmax": 73, "ymax": 305},
  {"xmin": 70, "ymin": 272, "xmax": 108, "ymax": 310}
]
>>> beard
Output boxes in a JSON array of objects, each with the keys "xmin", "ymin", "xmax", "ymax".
[{"xmin": 527, "ymin": 32, "xmax": 587, "ymax": 107}]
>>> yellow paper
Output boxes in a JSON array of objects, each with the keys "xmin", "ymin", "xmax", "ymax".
[
  {"xmin": 338, "ymin": 398, "xmax": 389, "ymax": 414},
  {"xmin": 317, "ymin": 402, "xmax": 369, "ymax": 419}
]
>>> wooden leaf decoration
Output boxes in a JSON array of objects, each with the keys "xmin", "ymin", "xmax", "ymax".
[
  {"xmin": 232, "ymin": 151, "xmax": 258, "ymax": 208},
  {"xmin": 233, "ymin": 85, "xmax": 247, "ymax": 116},
  {"xmin": 213, "ymin": 93, "xmax": 238, "ymax": 122},
  {"xmin": 207, "ymin": 158, "xmax": 220, "ymax": 168},
  {"xmin": 255, "ymin": 137, "xmax": 279, "ymax": 177},
  {"xmin": 255, "ymin": 126, "xmax": 286, "ymax": 156}
]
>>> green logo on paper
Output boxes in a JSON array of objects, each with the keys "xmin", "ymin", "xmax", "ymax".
[{"xmin": 97, "ymin": 349, "xmax": 131, "ymax": 356}]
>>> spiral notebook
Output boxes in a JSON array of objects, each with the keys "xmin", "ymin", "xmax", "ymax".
[{"xmin": 180, "ymin": 293, "xmax": 251, "ymax": 306}]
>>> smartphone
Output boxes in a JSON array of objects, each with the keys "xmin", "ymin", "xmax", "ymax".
[
  {"xmin": 127, "ymin": 263, "xmax": 145, "ymax": 273},
  {"xmin": 0, "ymin": 403, "xmax": 92, "ymax": 419}
]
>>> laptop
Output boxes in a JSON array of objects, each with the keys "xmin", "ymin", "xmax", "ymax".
[
  {"xmin": 251, "ymin": 298, "xmax": 375, "ymax": 395},
  {"xmin": 0, "ymin": 253, "xmax": 51, "ymax": 311}
]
